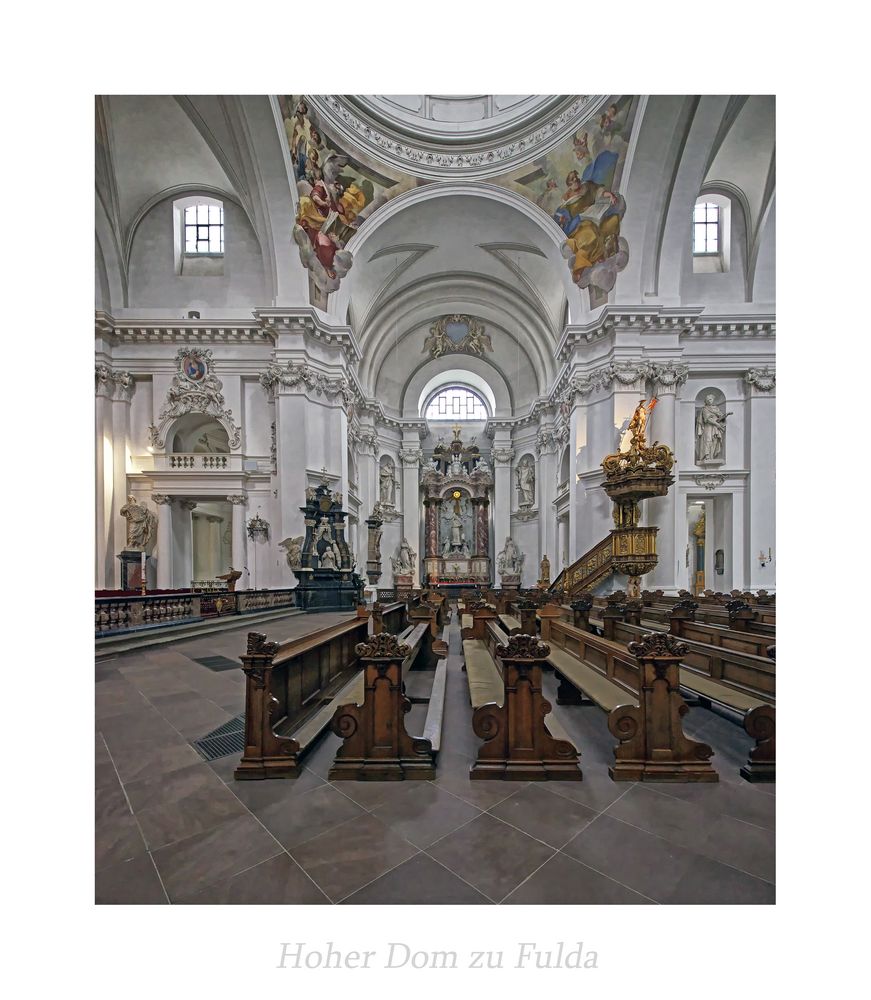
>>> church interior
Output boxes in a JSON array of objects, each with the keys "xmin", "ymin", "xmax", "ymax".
[{"xmin": 94, "ymin": 93, "xmax": 776, "ymax": 906}]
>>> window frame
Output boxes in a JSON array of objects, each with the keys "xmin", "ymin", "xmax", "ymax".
[
  {"xmin": 423, "ymin": 384, "xmax": 491, "ymax": 422},
  {"xmin": 692, "ymin": 201, "xmax": 720, "ymax": 256},
  {"xmin": 183, "ymin": 202, "xmax": 225, "ymax": 257}
]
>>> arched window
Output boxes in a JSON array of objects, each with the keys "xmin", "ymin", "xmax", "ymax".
[
  {"xmin": 692, "ymin": 194, "xmax": 731, "ymax": 274},
  {"xmin": 424, "ymin": 385, "xmax": 489, "ymax": 421},
  {"xmin": 693, "ymin": 201, "xmax": 719, "ymax": 254},
  {"xmin": 184, "ymin": 202, "xmax": 224, "ymax": 254},
  {"xmin": 172, "ymin": 194, "xmax": 225, "ymax": 276}
]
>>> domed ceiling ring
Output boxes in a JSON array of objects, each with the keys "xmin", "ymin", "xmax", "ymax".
[{"xmin": 306, "ymin": 94, "xmax": 609, "ymax": 180}]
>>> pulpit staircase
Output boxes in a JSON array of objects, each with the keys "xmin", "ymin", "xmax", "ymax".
[{"xmin": 550, "ymin": 535, "xmax": 614, "ymax": 599}]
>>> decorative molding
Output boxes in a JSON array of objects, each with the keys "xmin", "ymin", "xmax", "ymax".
[
  {"xmin": 96, "ymin": 311, "xmax": 269, "ymax": 345},
  {"xmin": 95, "ymin": 364, "xmax": 134, "ymax": 402},
  {"xmin": 259, "ymin": 361, "xmax": 356, "ymax": 411},
  {"xmin": 491, "ymin": 447, "xmax": 515, "ymax": 465},
  {"xmin": 355, "ymin": 633, "xmax": 411, "ymax": 659},
  {"xmin": 512, "ymin": 506, "xmax": 539, "ymax": 523},
  {"xmin": 253, "ymin": 308, "xmax": 362, "ymax": 363},
  {"xmin": 423, "ymin": 315, "xmax": 493, "ymax": 359},
  {"xmin": 151, "ymin": 493, "xmax": 173, "ymax": 505},
  {"xmin": 693, "ymin": 474, "xmax": 725, "ymax": 491},
  {"xmin": 495, "ymin": 634, "xmax": 551, "ymax": 660},
  {"xmin": 536, "ymin": 428, "xmax": 558, "ymax": 455},
  {"xmin": 399, "ymin": 447, "xmax": 424, "ymax": 467},
  {"xmin": 650, "ymin": 361, "xmax": 690, "ymax": 391},
  {"xmin": 744, "ymin": 366, "xmax": 776, "ymax": 392},
  {"xmin": 148, "ymin": 348, "xmax": 241, "ymax": 451},
  {"xmin": 310, "ymin": 94, "xmax": 606, "ymax": 181},
  {"xmin": 179, "ymin": 499, "xmax": 198, "ymax": 511},
  {"xmin": 627, "ymin": 632, "xmax": 688, "ymax": 660},
  {"xmin": 227, "ymin": 494, "xmax": 248, "ymax": 505}
]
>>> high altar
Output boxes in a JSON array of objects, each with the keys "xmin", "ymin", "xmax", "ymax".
[{"xmin": 420, "ymin": 428, "xmax": 493, "ymax": 586}]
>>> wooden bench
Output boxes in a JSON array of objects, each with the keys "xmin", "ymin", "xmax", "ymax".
[
  {"xmin": 542, "ymin": 617, "xmax": 718, "ymax": 782},
  {"xmin": 460, "ymin": 614, "xmax": 581, "ymax": 780},
  {"xmin": 329, "ymin": 618, "xmax": 449, "ymax": 780},
  {"xmin": 372, "ymin": 600, "xmax": 407, "ymax": 635},
  {"xmin": 234, "ymin": 609, "xmax": 371, "ymax": 779},
  {"xmin": 584, "ymin": 616, "xmax": 775, "ymax": 783}
]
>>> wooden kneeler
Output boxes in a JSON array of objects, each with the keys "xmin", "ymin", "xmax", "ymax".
[
  {"xmin": 329, "ymin": 632, "xmax": 447, "ymax": 781},
  {"xmin": 609, "ymin": 632, "xmax": 718, "ymax": 782},
  {"xmin": 471, "ymin": 634, "xmax": 582, "ymax": 781}
]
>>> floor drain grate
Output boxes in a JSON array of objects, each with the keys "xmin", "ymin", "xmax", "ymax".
[
  {"xmin": 192, "ymin": 655, "xmax": 240, "ymax": 672},
  {"xmin": 192, "ymin": 713, "xmax": 245, "ymax": 761}
]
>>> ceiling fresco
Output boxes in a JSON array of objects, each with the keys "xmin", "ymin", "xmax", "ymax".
[{"xmin": 277, "ymin": 95, "xmax": 638, "ymax": 310}]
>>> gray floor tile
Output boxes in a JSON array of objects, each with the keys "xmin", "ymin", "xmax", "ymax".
[
  {"xmin": 95, "ymin": 853, "xmax": 168, "ymax": 904},
  {"xmin": 488, "ymin": 783, "xmax": 598, "ymax": 848},
  {"xmin": 251, "ymin": 782, "xmax": 367, "ymax": 850},
  {"xmin": 175, "ymin": 852, "xmax": 330, "ymax": 904},
  {"xmin": 427, "ymin": 813, "xmax": 555, "ymax": 902},
  {"xmin": 342, "ymin": 852, "xmax": 489, "ymax": 904},
  {"xmin": 371, "ymin": 781, "xmax": 482, "ymax": 848},
  {"xmin": 152, "ymin": 814, "xmax": 283, "ymax": 901},
  {"xmin": 290, "ymin": 813, "xmax": 418, "ymax": 902},
  {"xmin": 503, "ymin": 851, "xmax": 654, "ymax": 904}
]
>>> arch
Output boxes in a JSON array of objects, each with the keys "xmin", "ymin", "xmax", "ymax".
[
  {"xmin": 170, "ymin": 414, "xmax": 230, "ymax": 453},
  {"xmin": 401, "ymin": 354, "xmax": 513, "ymax": 419},
  {"xmin": 418, "ymin": 370, "xmax": 496, "ymax": 418}
]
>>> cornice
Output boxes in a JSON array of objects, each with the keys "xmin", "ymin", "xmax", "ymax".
[
  {"xmin": 254, "ymin": 307, "xmax": 362, "ymax": 364},
  {"xmin": 96, "ymin": 311, "xmax": 269, "ymax": 345}
]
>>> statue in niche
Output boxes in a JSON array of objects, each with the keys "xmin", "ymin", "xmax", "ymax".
[
  {"xmin": 442, "ymin": 509, "xmax": 470, "ymax": 557},
  {"xmin": 120, "ymin": 495, "xmax": 157, "ymax": 551},
  {"xmin": 539, "ymin": 554, "xmax": 551, "ymax": 586},
  {"xmin": 391, "ymin": 538, "xmax": 416, "ymax": 575},
  {"xmin": 497, "ymin": 537, "xmax": 525, "ymax": 576},
  {"xmin": 319, "ymin": 546, "xmax": 338, "ymax": 570},
  {"xmin": 379, "ymin": 462, "xmax": 396, "ymax": 504},
  {"xmin": 695, "ymin": 395, "xmax": 733, "ymax": 463},
  {"xmin": 516, "ymin": 457, "xmax": 536, "ymax": 507},
  {"xmin": 313, "ymin": 516, "xmax": 341, "ymax": 568}
]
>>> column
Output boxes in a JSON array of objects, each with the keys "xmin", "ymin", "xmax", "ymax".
[
  {"xmin": 175, "ymin": 500, "xmax": 197, "ymax": 588},
  {"xmin": 745, "ymin": 370, "xmax": 776, "ymax": 590},
  {"xmin": 206, "ymin": 516, "xmax": 224, "ymax": 578},
  {"xmin": 558, "ymin": 517, "xmax": 568, "ymax": 573},
  {"xmin": 536, "ymin": 428, "xmax": 558, "ymax": 570},
  {"xmin": 399, "ymin": 436, "xmax": 422, "ymax": 584},
  {"xmin": 491, "ymin": 439, "xmax": 514, "ymax": 563},
  {"xmin": 731, "ymin": 486, "xmax": 747, "ymax": 590},
  {"xmin": 646, "ymin": 370, "xmax": 684, "ymax": 592},
  {"xmin": 228, "ymin": 494, "xmax": 248, "ymax": 588},
  {"xmin": 151, "ymin": 494, "xmax": 174, "ymax": 589},
  {"xmin": 95, "ymin": 368, "xmax": 113, "ymax": 589},
  {"xmin": 110, "ymin": 380, "xmax": 133, "ymax": 588}
]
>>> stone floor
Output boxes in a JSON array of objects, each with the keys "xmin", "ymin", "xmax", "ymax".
[{"xmin": 95, "ymin": 610, "xmax": 775, "ymax": 905}]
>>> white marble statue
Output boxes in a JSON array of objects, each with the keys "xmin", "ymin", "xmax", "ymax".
[
  {"xmin": 119, "ymin": 495, "xmax": 157, "ymax": 551},
  {"xmin": 379, "ymin": 462, "xmax": 396, "ymax": 504},
  {"xmin": 391, "ymin": 537, "xmax": 416, "ymax": 575},
  {"xmin": 278, "ymin": 535, "xmax": 304, "ymax": 570},
  {"xmin": 496, "ymin": 537, "xmax": 525, "ymax": 576},
  {"xmin": 319, "ymin": 545, "xmax": 338, "ymax": 570},
  {"xmin": 516, "ymin": 458, "xmax": 535, "ymax": 506},
  {"xmin": 695, "ymin": 394, "xmax": 733, "ymax": 463}
]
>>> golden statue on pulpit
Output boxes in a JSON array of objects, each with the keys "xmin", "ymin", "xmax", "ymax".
[{"xmin": 628, "ymin": 397, "xmax": 657, "ymax": 451}]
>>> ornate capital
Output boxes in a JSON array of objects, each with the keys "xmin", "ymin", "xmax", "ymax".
[
  {"xmin": 179, "ymin": 499, "xmax": 198, "ymax": 511},
  {"xmin": 151, "ymin": 493, "xmax": 173, "ymax": 505},
  {"xmin": 650, "ymin": 361, "xmax": 689, "ymax": 392},
  {"xmin": 399, "ymin": 447, "xmax": 423, "ymax": 467},
  {"xmin": 259, "ymin": 361, "xmax": 356, "ymax": 412},
  {"xmin": 744, "ymin": 366, "xmax": 775, "ymax": 392},
  {"xmin": 227, "ymin": 494, "xmax": 248, "ymax": 505},
  {"xmin": 492, "ymin": 446, "xmax": 515, "ymax": 465},
  {"xmin": 95, "ymin": 364, "xmax": 134, "ymax": 402}
]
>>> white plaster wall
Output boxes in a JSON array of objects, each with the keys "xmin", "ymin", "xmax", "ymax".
[{"xmin": 128, "ymin": 198, "xmax": 266, "ymax": 310}]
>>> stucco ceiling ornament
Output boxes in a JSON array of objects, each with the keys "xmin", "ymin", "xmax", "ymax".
[
  {"xmin": 423, "ymin": 315, "xmax": 493, "ymax": 359},
  {"xmin": 148, "ymin": 348, "xmax": 240, "ymax": 450},
  {"xmin": 744, "ymin": 367, "xmax": 776, "ymax": 392}
]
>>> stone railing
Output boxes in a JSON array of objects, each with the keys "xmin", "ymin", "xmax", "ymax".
[
  {"xmin": 153, "ymin": 453, "xmax": 243, "ymax": 471},
  {"xmin": 95, "ymin": 587, "xmax": 298, "ymax": 638}
]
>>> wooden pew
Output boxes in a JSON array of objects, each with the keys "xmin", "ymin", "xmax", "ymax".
[
  {"xmin": 329, "ymin": 619, "xmax": 449, "ymax": 780},
  {"xmin": 235, "ymin": 609, "xmax": 371, "ymax": 779},
  {"xmin": 372, "ymin": 600, "xmax": 407, "ymax": 635},
  {"xmin": 666, "ymin": 600, "xmax": 773, "ymax": 658},
  {"xmin": 460, "ymin": 614, "xmax": 581, "ymax": 781},
  {"xmin": 585, "ymin": 615, "xmax": 775, "ymax": 782},
  {"xmin": 540, "ymin": 617, "xmax": 718, "ymax": 782}
]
